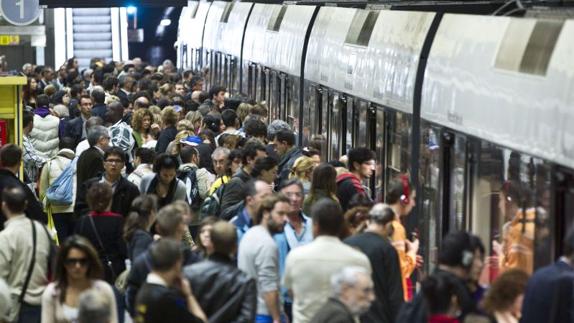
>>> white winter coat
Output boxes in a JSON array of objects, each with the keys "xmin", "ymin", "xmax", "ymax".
[{"xmin": 30, "ymin": 114, "xmax": 60, "ymax": 159}]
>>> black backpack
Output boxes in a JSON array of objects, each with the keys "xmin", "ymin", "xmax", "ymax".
[
  {"xmin": 177, "ymin": 167, "xmax": 202, "ymax": 210},
  {"xmin": 198, "ymin": 182, "xmax": 226, "ymax": 219}
]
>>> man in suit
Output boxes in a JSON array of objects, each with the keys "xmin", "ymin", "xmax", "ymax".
[
  {"xmin": 64, "ymin": 95, "xmax": 93, "ymax": 147},
  {"xmin": 76, "ymin": 125, "xmax": 109, "ymax": 191},
  {"xmin": 90, "ymin": 88, "xmax": 107, "ymax": 120},
  {"xmin": 521, "ymin": 224, "xmax": 574, "ymax": 323}
]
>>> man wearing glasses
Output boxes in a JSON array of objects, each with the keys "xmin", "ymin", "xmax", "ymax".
[{"xmin": 75, "ymin": 147, "xmax": 140, "ymax": 218}]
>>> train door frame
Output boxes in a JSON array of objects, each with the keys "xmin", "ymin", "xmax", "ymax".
[
  {"xmin": 248, "ymin": 62, "xmax": 257, "ymax": 100},
  {"xmin": 552, "ymin": 167, "xmax": 574, "ymax": 259}
]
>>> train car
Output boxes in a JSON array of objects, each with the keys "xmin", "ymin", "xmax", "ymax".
[{"xmin": 177, "ymin": 0, "xmax": 574, "ymax": 278}]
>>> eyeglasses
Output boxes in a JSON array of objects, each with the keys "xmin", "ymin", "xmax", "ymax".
[
  {"xmin": 105, "ymin": 159, "xmax": 124, "ymax": 165},
  {"xmin": 64, "ymin": 257, "xmax": 89, "ymax": 267}
]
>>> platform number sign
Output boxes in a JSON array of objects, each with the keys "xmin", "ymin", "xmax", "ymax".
[{"xmin": 0, "ymin": 0, "xmax": 41, "ymax": 26}]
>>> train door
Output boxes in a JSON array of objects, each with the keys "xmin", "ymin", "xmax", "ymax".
[
  {"xmin": 468, "ymin": 141, "xmax": 553, "ymax": 284},
  {"xmin": 385, "ymin": 111, "xmax": 412, "ymax": 193},
  {"xmin": 346, "ymin": 98, "xmax": 378, "ymax": 199},
  {"xmin": 553, "ymin": 168, "xmax": 574, "ymax": 259},
  {"xmin": 269, "ymin": 70, "xmax": 280, "ymax": 121},
  {"xmin": 285, "ymin": 76, "xmax": 299, "ymax": 135},
  {"xmin": 256, "ymin": 65, "xmax": 266, "ymax": 103},
  {"xmin": 441, "ymin": 132, "xmax": 469, "ymax": 232},
  {"xmin": 248, "ymin": 62, "xmax": 257, "ymax": 100},
  {"xmin": 326, "ymin": 92, "xmax": 346, "ymax": 161},
  {"xmin": 303, "ymin": 83, "xmax": 321, "ymax": 150}
]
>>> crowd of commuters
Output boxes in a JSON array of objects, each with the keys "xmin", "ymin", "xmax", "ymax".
[{"xmin": 0, "ymin": 57, "xmax": 572, "ymax": 323}]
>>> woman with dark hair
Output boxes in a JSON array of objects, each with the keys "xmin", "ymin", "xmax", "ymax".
[
  {"xmin": 302, "ymin": 163, "xmax": 339, "ymax": 215},
  {"xmin": 124, "ymin": 195, "xmax": 158, "ymax": 261},
  {"xmin": 75, "ymin": 182, "xmax": 127, "ymax": 283},
  {"xmin": 250, "ymin": 156, "xmax": 278, "ymax": 185},
  {"xmin": 341, "ymin": 194, "xmax": 374, "ymax": 239},
  {"xmin": 23, "ymin": 77, "xmax": 39, "ymax": 108},
  {"xmin": 194, "ymin": 216, "xmax": 218, "ymax": 258},
  {"xmin": 41, "ymin": 235, "xmax": 118, "ymax": 323},
  {"xmin": 139, "ymin": 153, "xmax": 187, "ymax": 208},
  {"xmin": 421, "ymin": 272, "xmax": 461, "ymax": 323},
  {"xmin": 481, "ymin": 269, "xmax": 529, "ymax": 323},
  {"xmin": 202, "ymin": 114, "xmax": 223, "ymax": 135}
]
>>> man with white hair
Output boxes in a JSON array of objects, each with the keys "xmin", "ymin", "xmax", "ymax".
[
  {"xmin": 78, "ymin": 289, "xmax": 112, "ymax": 323},
  {"xmin": 310, "ymin": 267, "xmax": 375, "ymax": 323}
]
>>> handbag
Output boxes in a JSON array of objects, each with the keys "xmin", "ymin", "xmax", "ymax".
[
  {"xmin": 87, "ymin": 216, "xmax": 117, "ymax": 281},
  {"xmin": 7, "ymin": 220, "xmax": 37, "ymax": 323}
]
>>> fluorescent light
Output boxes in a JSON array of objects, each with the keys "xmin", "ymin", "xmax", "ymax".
[
  {"xmin": 126, "ymin": 6, "xmax": 137, "ymax": 15},
  {"xmin": 160, "ymin": 18, "xmax": 171, "ymax": 26}
]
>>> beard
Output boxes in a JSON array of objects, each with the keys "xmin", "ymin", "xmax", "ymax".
[{"xmin": 268, "ymin": 219, "xmax": 285, "ymax": 234}]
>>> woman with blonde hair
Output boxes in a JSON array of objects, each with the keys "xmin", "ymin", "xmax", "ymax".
[
  {"xmin": 186, "ymin": 110, "xmax": 203, "ymax": 135},
  {"xmin": 302, "ymin": 163, "xmax": 339, "ymax": 215},
  {"xmin": 289, "ymin": 156, "xmax": 314, "ymax": 194},
  {"xmin": 236, "ymin": 103, "xmax": 252, "ymax": 124}
]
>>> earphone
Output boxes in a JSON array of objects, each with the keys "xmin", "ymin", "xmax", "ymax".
[
  {"xmin": 400, "ymin": 174, "xmax": 410, "ymax": 205},
  {"xmin": 461, "ymin": 250, "xmax": 474, "ymax": 268},
  {"xmin": 461, "ymin": 232, "xmax": 475, "ymax": 268}
]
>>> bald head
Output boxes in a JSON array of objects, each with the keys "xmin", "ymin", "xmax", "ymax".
[
  {"xmin": 210, "ymin": 221, "xmax": 237, "ymax": 255},
  {"xmin": 107, "ymin": 101, "xmax": 124, "ymax": 124},
  {"xmin": 134, "ymin": 96, "xmax": 150, "ymax": 110}
]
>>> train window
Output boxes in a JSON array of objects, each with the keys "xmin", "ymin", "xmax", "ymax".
[
  {"xmin": 321, "ymin": 90, "xmax": 329, "ymax": 161},
  {"xmin": 220, "ymin": 2, "xmax": 235, "ymax": 23},
  {"xmin": 450, "ymin": 134, "xmax": 468, "ymax": 231},
  {"xmin": 470, "ymin": 142, "xmax": 552, "ymax": 285},
  {"xmin": 287, "ymin": 77, "xmax": 299, "ymax": 134},
  {"xmin": 345, "ymin": 98, "xmax": 354, "ymax": 154},
  {"xmin": 386, "ymin": 111, "xmax": 412, "ymax": 180},
  {"xmin": 375, "ymin": 107, "xmax": 385, "ymax": 201},
  {"xmin": 355, "ymin": 100, "xmax": 369, "ymax": 148},
  {"xmin": 303, "ymin": 83, "xmax": 317, "ymax": 147},
  {"xmin": 419, "ymin": 123, "xmax": 442, "ymax": 272},
  {"xmin": 555, "ymin": 169, "xmax": 574, "ymax": 259},
  {"xmin": 330, "ymin": 95, "xmax": 345, "ymax": 160},
  {"xmin": 345, "ymin": 10, "xmax": 379, "ymax": 47},
  {"xmin": 268, "ymin": 5, "xmax": 288, "ymax": 32}
]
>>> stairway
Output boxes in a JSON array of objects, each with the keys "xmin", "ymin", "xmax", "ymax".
[{"xmin": 72, "ymin": 8, "xmax": 114, "ymax": 68}]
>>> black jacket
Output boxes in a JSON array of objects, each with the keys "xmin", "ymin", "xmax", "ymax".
[
  {"xmin": 345, "ymin": 232, "xmax": 404, "ymax": 323},
  {"xmin": 135, "ymin": 282, "xmax": 203, "ymax": 323},
  {"xmin": 220, "ymin": 168, "xmax": 252, "ymax": 211},
  {"xmin": 521, "ymin": 260, "xmax": 574, "ymax": 323},
  {"xmin": 76, "ymin": 147, "xmax": 104, "ymax": 186},
  {"xmin": 63, "ymin": 116, "xmax": 84, "ymax": 146},
  {"xmin": 127, "ymin": 229, "xmax": 153, "ymax": 262},
  {"xmin": 92, "ymin": 103, "xmax": 107, "ymax": 120},
  {"xmin": 74, "ymin": 175, "xmax": 140, "ymax": 217},
  {"xmin": 75, "ymin": 211, "xmax": 127, "ymax": 283},
  {"xmin": 155, "ymin": 126, "xmax": 178, "ymax": 153},
  {"xmin": 126, "ymin": 243, "xmax": 202, "ymax": 315},
  {"xmin": 311, "ymin": 298, "xmax": 355, "ymax": 323},
  {"xmin": 276, "ymin": 146, "xmax": 302, "ymax": 188},
  {"xmin": 183, "ymin": 253, "xmax": 257, "ymax": 323},
  {"xmin": 396, "ymin": 269, "xmax": 477, "ymax": 323},
  {"xmin": 0, "ymin": 169, "xmax": 45, "ymax": 227}
]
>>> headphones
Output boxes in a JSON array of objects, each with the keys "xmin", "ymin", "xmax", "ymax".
[
  {"xmin": 399, "ymin": 174, "xmax": 410, "ymax": 205},
  {"xmin": 460, "ymin": 232, "xmax": 475, "ymax": 268}
]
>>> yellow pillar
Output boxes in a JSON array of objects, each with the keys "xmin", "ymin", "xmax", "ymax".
[{"xmin": 0, "ymin": 76, "xmax": 27, "ymax": 178}]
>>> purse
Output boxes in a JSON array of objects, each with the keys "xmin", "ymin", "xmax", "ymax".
[
  {"xmin": 87, "ymin": 216, "xmax": 117, "ymax": 281},
  {"xmin": 7, "ymin": 220, "xmax": 37, "ymax": 323}
]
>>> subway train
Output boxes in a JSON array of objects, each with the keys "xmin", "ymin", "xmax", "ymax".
[{"xmin": 175, "ymin": 0, "xmax": 574, "ymax": 281}]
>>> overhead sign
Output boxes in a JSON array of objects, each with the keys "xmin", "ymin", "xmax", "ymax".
[
  {"xmin": 0, "ymin": 35, "xmax": 20, "ymax": 45},
  {"xmin": 0, "ymin": 0, "xmax": 42, "ymax": 26}
]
